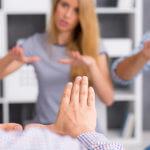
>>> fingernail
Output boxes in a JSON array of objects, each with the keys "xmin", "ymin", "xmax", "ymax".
[
  {"xmin": 76, "ymin": 76, "xmax": 82, "ymax": 81},
  {"xmin": 90, "ymin": 87, "xmax": 94, "ymax": 92},
  {"xmin": 83, "ymin": 76, "xmax": 88, "ymax": 81},
  {"xmin": 68, "ymin": 82, "xmax": 73, "ymax": 85},
  {"xmin": 15, "ymin": 126, "xmax": 21, "ymax": 131}
]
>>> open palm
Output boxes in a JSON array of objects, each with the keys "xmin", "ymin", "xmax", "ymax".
[
  {"xmin": 8, "ymin": 46, "xmax": 40, "ymax": 63},
  {"xmin": 58, "ymin": 51, "xmax": 95, "ymax": 67}
]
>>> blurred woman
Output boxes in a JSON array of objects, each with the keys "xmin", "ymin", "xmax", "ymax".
[{"xmin": 0, "ymin": 0, "xmax": 114, "ymax": 129}]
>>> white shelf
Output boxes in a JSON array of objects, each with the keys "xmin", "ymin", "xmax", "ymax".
[
  {"xmin": 3, "ymin": 93, "xmax": 135, "ymax": 103},
  {"xmin": 96, "ymin": 7, "xmax": 135, "ymax": 14},
  {"xmin": 6, "ymin": 99, "xmax": 36, "ymax": 103},
  {"xmin": 125, "ymin": 130, "xmax": 150, "ymax": 149},
  {"xmin": 103, "ymin": 38, "xmax": 132, "ymax": 57},
  {"xmin": 4, "ymin": 0, "xmax": 50, "ymax": 13},
  {"xmin": 5, "ymin": 11, "xmax": 48, "ymax": 15},
  {"xmin": 114, "ymin": 92, "xmax": 135, "ymax": 102},
  {"xmin": 106, "ymin": 130, "xmax": 139, "ymax": 145},
  {"xmin": 4, "ymin": 65, "xmax": 38, "ymax": 102},
  {"xmin": 0, "ymin": 98, "xmax": 4, "ymax": 104}
]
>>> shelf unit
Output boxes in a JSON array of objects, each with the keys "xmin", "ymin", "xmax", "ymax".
[
  {"xmin": 95, "ymin": 0, "xmax": 143, "ymax": 146},
  {"xmin": 96, "ymin": 7, "xmax": 136, "ymax": 14},
  {"xmin": 0, "ymin": 0, "xmax": 51, "ymax": 123},
  {"xmin": 0, "ymin": 0, "xmax": 143, "ymax": 147}
]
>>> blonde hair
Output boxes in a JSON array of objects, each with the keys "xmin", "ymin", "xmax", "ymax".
[{"xmin": 48, "ymin": 0, "xmax": 100, "ymax": 83}]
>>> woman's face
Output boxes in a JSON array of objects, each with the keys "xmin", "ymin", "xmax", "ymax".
[{"xmin": 54, "ymin": 0, "xmax": 79, "ymax": 33}]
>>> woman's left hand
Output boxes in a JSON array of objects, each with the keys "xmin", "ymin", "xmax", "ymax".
[{"xmin": 58, "ymin": 51, "xmax": 95, "ymax": 68}]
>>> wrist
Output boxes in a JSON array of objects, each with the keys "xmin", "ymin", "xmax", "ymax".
[
  {"xmin": 49, "ymin": 124, "xmax": 66, "ymax": 136},
  {"xmin": 72, "ymin": 129, "xmax": 96, "ymax": 138}
]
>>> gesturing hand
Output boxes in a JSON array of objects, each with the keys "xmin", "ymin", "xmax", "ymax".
[
  {"xmin": 58, "ymin": 51, "xmax": 96, "ymax": 68},
  {"xmin": 8, "ymin": 46, "xmax": 40, "ymax": 63},
  {"xmin": 25, "ymin": 76, "xmax": 97, "ymax": 138},
  {"xmin": 49, "ymin": 76, "xmax": 96, "ymax": 138}
]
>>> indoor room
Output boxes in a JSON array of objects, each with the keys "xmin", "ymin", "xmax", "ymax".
[{"xmin": 0, "ymin": 0, "xmax": 150, "ymax": 149}]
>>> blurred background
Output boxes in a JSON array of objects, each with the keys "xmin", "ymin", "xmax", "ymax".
[{"xmin": 0, "ymin": 0, "xmax": 150, "ymax": 149}]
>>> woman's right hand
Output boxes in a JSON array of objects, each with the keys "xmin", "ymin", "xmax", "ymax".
[{"xmin": 8, "ymin": 46, "xmax": 40, "ymax": 63}]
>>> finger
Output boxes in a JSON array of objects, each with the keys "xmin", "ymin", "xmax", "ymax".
[
  {"xmin": 69, "ymin": 52, "xmax": 74, "ymax": 59},
  {"xmin": 75, "ymin": 51, "xmax": 80, "ymax": 56},
  {"xmin": 0, "ymin": 123, "xmax": 23, "ymax": 131},
  {"xmin": 13, "ymin": 47, "xmax": 19, "ymax": 56},
  {"xmin": 61, "ymin": 82, "xmax": 73, "ymax": 105},
  {"xmin": 87, "ymin": 87, "xmax": 95, "ymax": 107},
  {"xmin": 15, "ymin": 48, "xmax": 21, "ymax": 58},
  {"xmin": 58, "ymin": 59, "xmax": 72, "ymax": 64},
  {"xmin": 14, "ymin": 124, "xmax": 23, "ymax": 131},
  {"xmin": 74, "ymin": 52, "xmax": 80, "ymax": 60},
  {"xmin": 70, "ymin": 76, "xmax": 82, "ymax": 104},
  {"xmin": 75, "ymin": 51, "xmax": 80, "ymax": 55},
  {"xmin": 15, "ymin": 45, "xmax": 22, "ymax": 50},
  {"xmin": 9, "ymin": 48, "xmax": 16, "ymax": 56},
  {"xmin": 8, "ymin": 49, "xmax": 13, "ymax": 56},
  {"xmin": 74, "ymin": 52, "xmax": 78, "ymax": 57},
  {"xmin": 17, "ymin": 47, "xmax": 24, "ymax": 57},
  {"xmin": 18, "ymin": 49, "xmax": 22, "ymax": 57},
  {"xmin": 71, "ymin": 52, "xmax": 76, "ymax": 58},
  {"xmin": 24, "ymin": 124, "xmax": 47, "ymax": 130},
  {"xmin": 24, "ymin": 57, "xmax": 41, "ymax": 63},
  {"xmin": 75, "ymin": 51, "xmax": 80, "ymax": 57},
  {"xmin": 11, "ymin": 49, "xmax": 16, "ymax": 57},
  {"xmin": 76, "ymin": 51, "xmax": 80, "ymax": 54},
  {"xmin": 13, "ymin": 123, "xmax": 23, "ymax": 131},
  {"xmin": 77, "ymin": 54, "xmax": 83, "ymax": 62},
  {"xmin": 79, "ymin": 76, "xmax": 88, "ymax": 106}
]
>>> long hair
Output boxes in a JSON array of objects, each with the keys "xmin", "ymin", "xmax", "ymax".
[{"xmin": 48, "ymin": 0, "xmax": 100, "ymax": 84}]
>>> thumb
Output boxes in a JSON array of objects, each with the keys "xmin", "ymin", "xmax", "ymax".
[
  {"xmin": 58, "ymin": 59, "xmax": 72, "ymax": 64},
  {"xmin": 24, "ymin": 57, "xmax": 41, "ymax": 63}
]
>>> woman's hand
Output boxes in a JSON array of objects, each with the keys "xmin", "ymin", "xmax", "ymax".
[
  {"xmin": 8, "ymin": 46, "xmax": 40, "ymax": 63},
  {"xmin": 58, "ymin": 51, "xmax": 96, "ymax": 68}
]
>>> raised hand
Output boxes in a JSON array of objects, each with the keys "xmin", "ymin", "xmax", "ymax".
[
  {"xmin": 25, "ymin": 76, "xmax": 97, "ymax": 138},
  {"xmin": 49, "ymin": 76, "xmax": 96, "ymax": 138},
  {"xmin": 141, "ymin": 40, "xmax": 150, "ymax": 61},
  {"xmin": 58, "ymin": 51, "xmax": 96, "ymax": 68},
  {"xmin": 8, "ymin": 46, "xmax": 40, "ymax": 63},
  {"xmin": 0, "ymin": 123, "xmax": 23, "ymax": 131}
]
